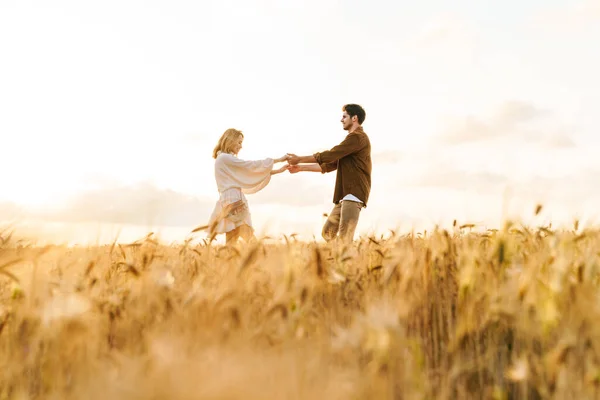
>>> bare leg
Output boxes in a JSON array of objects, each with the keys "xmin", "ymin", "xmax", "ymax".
[
  {"xmin": 226, "ymin": 228, "xmax": 240, "ymax": 245},
  {"xmin": 238, "ymin": 224, "xmax": 256, "ymax": 243},
  {"xmin": 226, "ymin": 224, "xmax": 255, "ymax": 245}
]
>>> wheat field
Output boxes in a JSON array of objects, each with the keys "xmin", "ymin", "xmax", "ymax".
[{"xmin": 1, "ymin": 217, "xmax": 600, "ymax": 400}]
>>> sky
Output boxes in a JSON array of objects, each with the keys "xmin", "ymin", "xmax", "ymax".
[{"xmin": 0, "ymin": 0, "xmax": 599, "ymax": 244}]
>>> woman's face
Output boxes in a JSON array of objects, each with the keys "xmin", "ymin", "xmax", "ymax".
[{"xmin": 232, "ymin": 135, "xmax": 243, "ymax": 155}]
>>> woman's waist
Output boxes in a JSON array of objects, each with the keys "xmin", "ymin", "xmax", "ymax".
[{"xmin": 218, "ymin": 187, "xmax": 246, "ymax": 203}]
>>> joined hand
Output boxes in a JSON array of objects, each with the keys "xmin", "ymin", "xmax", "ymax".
[{"xmin": 286, "ymin": 153, "xmax": 300, "ymax": 165}]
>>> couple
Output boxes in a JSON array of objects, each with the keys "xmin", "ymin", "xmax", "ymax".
[{"xmin": 207, "ymin": 104, "xmax": 371, "ymax": 245}]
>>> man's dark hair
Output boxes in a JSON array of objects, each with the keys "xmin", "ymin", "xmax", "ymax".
[{"xmin": 343, "ymin": 104, "xmax": 366, "ymax": 124}]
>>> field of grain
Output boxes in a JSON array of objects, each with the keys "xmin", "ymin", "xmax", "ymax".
[{"xmin": 1, "ymin": 219, "xmax": 600, "ymax": 399}]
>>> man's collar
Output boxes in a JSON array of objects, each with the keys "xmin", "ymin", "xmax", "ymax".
[{"xmin": 349, "ymin": 125, "xmax": 364, "ymax": 134}]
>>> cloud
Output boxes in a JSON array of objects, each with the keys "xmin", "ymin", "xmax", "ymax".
[
  {"xmin": 28, "ymin": 177, "xmax": 335, "ymax": 228},
  {"xmin": 439, "ymin": 101, "xmax": 575, "ymax": 148},
  {"xmin": 403, "ymin": 160, "xmax": 600, "ymax": 208},
  {"xmin": 404, "ymin": 14, "xmax": 474, "ymax": 53},
  {"xmin": 38, "ymin": 183, "xmax": 215, "ymax": 227},
  {"xmin": 493, "ymin": 101, "xmax": 547, "ymax": 124},
  {"xmin": 397, "ymin": 13, "xmax": 481, "ymax": 79},
  {"xmin": 372, "ymin": 150, "xmax": 404, "ymax": 165},
  {"xmin": 517, "ymin": 170, "xmax": 600, "ymax": 200},
  {"xmin": 410, "ymin": 169, "xmax": 508, "ymax": 192},
  {"xmin": 0, "ymin": 201, "xmax": 26, "ymax": 221},
  {"xmin": 532, "ymin": 0, "xmax": 600, "ymax": 33}
]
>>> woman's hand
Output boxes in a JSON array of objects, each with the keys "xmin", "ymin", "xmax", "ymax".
[
  {"xmin": 270, "ymin": 164, "xmax": 290, "ymax": 175},
  {"xmin": 274, "ymin": 155, "xmax": 289, "ymax": 163}
]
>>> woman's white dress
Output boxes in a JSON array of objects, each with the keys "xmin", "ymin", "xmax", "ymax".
[{"xmin": 207, "ymin": 151, "xmax": 274, "ymax": 235}]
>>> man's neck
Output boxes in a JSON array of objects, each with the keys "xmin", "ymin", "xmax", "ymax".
[{"xmin": 349, "ymin": 124, "xmax": 362, "ymax": 133}]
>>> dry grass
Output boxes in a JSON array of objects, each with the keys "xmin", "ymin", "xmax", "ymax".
[{"xmin": 1, "ymin": 220, "xmax": 600, "ymax": 399}]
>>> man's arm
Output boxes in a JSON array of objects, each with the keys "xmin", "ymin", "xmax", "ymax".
[
  {"xmin": 287, "ymin": 134, "xmax": 362, "ymax": 168},
  {"xmin": 286, "ymin": 154, "xmax": 316, "ymax": 165},
  {"xmin": 313, "ymin": 134, "xmax": 363, "ymax": 165}
]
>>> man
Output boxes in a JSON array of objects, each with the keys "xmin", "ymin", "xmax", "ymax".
[{"xmin": 287, "ymin": 104, "xmax": 371, "ymax": 243}]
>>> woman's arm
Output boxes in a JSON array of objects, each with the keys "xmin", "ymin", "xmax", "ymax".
[
  {"xmin": 289, "ymin": 164, "xmax": 322, "ymax": 173},
  {"xmin": 270, "ymin": 164, "xmax": 290, "ymax": 175}
]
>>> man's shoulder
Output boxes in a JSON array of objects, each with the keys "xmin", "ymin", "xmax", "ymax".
[
  {"xmin": 351, "ymin": 126, "xmax": 369, "ymax": 137},
  {"xmin": 350, "ymin": 128, "xmax": 370, "ymax": 144},
  {"xmin": 347, "ymin": 129, "xmax": 368, "ymax": 139}
]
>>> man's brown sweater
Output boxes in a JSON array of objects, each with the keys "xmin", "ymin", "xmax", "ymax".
[{"xmin": 313, "ymin": 126, "xmax": 372, "ymax": 207}]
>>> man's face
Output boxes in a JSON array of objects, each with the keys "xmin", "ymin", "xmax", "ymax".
[{"xmin": 341, "ymin": 111, "xmax": 353, "ymax": 130}]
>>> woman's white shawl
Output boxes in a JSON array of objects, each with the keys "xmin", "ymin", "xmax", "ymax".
[{"xmin": 214, "ymin": 152, "xmax": 274, "ymax": 195}]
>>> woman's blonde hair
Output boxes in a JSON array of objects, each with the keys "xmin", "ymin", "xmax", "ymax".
[{"xmin": 212, "ymin": 128, "xmax": 243, "ymax": 159}]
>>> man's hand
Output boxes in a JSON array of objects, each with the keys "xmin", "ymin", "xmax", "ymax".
[
  {"xmin": 286, "ymin": 153, "xmax": 300, "ymax": 165},
  {"xmin": 288, "ymin": 165, "xmax": 301, "ymax": 174}
]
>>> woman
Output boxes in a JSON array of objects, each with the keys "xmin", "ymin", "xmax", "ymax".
[{"xmin": 207, "ymin": 128, "xmax": 288, "ymax": 244}]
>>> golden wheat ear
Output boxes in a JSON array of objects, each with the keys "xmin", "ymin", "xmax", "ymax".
[{"xmin": 191, "ymin": 225, "xmax": 209, "ymax": 233}]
